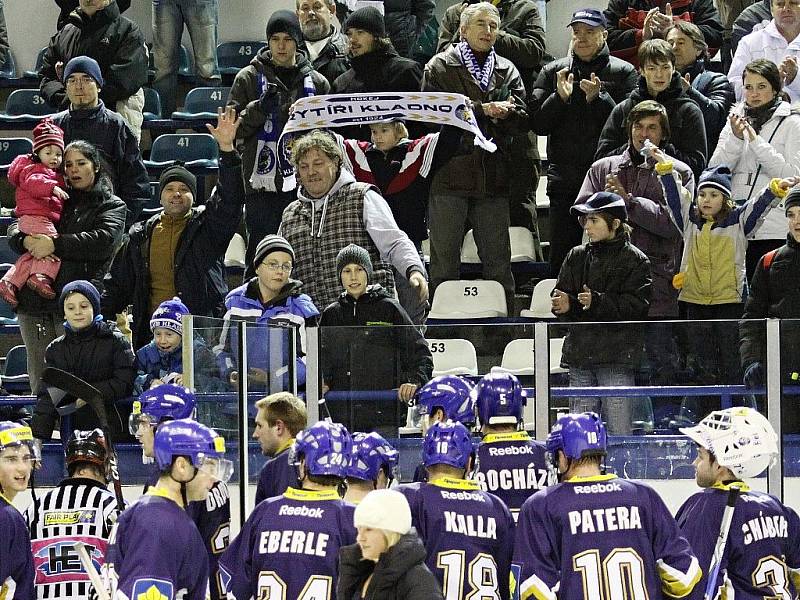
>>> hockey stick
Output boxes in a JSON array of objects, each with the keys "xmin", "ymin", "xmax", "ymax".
[
  {"xmin": 42, "ymin": 367, "xmax": 125, "ymax": 514},
  {"xmin": 703, "ymin": 484, "xmax": 741, "ymax": 600},
  {"xmin": 74, "ymin": 541, "xmax": 110, "ymax": 600}
]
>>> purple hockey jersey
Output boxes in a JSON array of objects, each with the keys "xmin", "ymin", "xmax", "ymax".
[
  {"xmin": 399, "ymin": 477, "xmax": 515, "ymax": 600},
  {"xmin": 474, "ymin": 432, "xmax": 550, "ymax": 522},
  {"xmin": 514, "ymin": 474, "xmax": 701, "ymax": 600},
  {"xmin": 145, "ymin": 468, "xmax": 230, "ymax": 600},
  {"xmin": 107, "ymin": 490, "xmax": 209, "ymax": 600},
  {"xmin": 676, "ymin": 482, "xmax": 800, "ymax": 600},
  {"xmin": 1, "ymin": 493, "xmax": 35, "ymax": 600},
  {"xmin": 219, "ymin": 487, "xmax": 356, "ymax": 600},
  {"xmin": 254, "ymin": 445, "xmax": 299, "ymax": 505}
]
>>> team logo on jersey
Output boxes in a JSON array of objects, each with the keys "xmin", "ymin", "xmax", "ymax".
[
  {"xmin": 43, "ymin": 508, "xmax": 97, "ymax": 526},
  {"xmin": 32, "ymin": 536, "xmax": 107, "ymax": 584},
  {"xmin": 454, "ymin": 104, "xmax": 474, "ymax": 124},
  {"xmin": 132, "ymin": 578, "xmax": 173, "ymax": 600}
]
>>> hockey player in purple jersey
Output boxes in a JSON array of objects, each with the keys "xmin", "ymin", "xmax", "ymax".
[
  {"xmin": 253, "ymin": 392, "xmax": 307, "ymax": 504},
  {"xmin": 344, "ymin": 431, "xmax": 400, "ymax": 504},
  {"xmin": 25, "ymin": 429, "xmax": 119, "ymax": 600},
  {"xmin": 107, "ymin": 419, "xmax": 232, "ymax": 600},
  {"xmin": 514, "ymin": 412, "xmax": 701, "ymax": 600},
  {"xmin": 412, "ymin": 375, "xmax": 475, "ymax": 483},
  {"xmin": 472, "ymin": 372, "xmax": 550, "ymax": 522},
  {"xmin": 399, "ymin": 420, "xmax": 515, "ymax": 600},
  {"xmin": 130, "ymin": 384, "xmax": 231, "ymax": 600},
  {"xmin": 0, "ymin": 421, "xmax": 37, "ymax": 600},
  {"xmin": 677, "ymin": 407, "xmax": 800, "ymax": 599},
  {"xmin": 219, "ymin": 420, "xmax": 357, "ymax": 600}
]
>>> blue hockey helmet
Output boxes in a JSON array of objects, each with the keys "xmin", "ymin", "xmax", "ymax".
[
  {"xmin": 129, "ymin": 384, "xmax": 196, "ymax": 435},
  {"xmin": 290, "ymin": 420, "xmax": 353, "ymax": 478},
  {"xmin": 346, "ymin": 431, "xmax": 400, "ymax": 482},
  {"xmin": 0, "ymin": 421, "xmax": 39, "ymax": 462},
  {"xmin": 422, "ymin": 420, "xmax": 475, "ymax": 470},
  {"xmin": 472, "ymin": 372, "xmax": 527, "ymax": 426},
  {"xmin": 416, "ymin": 375, "xmax": 475, "ymax": 426},
  {"xmin": 546, "ymin": 412, "xmax": 607, "ymax": 461},
  {"xmin": 153, "ymin": 419, "xmax": 233, "ymax": 482}
]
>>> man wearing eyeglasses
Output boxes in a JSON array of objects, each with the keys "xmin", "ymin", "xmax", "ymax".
[
  {"xmin": 102, "ymin": 108, "xmax": 246, "ymax": 351},
  {"xmin": 729, "ymin": 0, "xmax": 800, "ymax": 101}
]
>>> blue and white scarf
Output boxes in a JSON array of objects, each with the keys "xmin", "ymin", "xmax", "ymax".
[
  {"xmin": 251, "ymin": 73, "xmax": 316, "ymax": 192},
  {"xmin": 457, "ymin": 41, "xmax": 496, "ymax": 93}
]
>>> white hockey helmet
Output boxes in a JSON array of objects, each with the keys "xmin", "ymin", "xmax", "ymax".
[{"xmin": 680, "ymin": 407, "xmax": 778, "ymax": 479}]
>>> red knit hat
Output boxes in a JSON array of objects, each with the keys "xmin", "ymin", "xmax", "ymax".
[{"xmin": 32, "ymin": 118, "xmax": 65, "ymax": 154}]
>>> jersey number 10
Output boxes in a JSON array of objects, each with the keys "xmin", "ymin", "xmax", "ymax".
[{"xmin": 573, "ymin": 548, "xmax": 648, "ymax": 600}]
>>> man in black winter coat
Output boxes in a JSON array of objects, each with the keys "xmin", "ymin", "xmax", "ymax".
[
  {"xmin": 596, "ymin": 39, "xmax": 708, "ymax": 179},
  {"xmin": 529, "ymin": 8, "xmax": 637, "ymax": 277},
  {"xmin": 52, "ymin": 56, "xmax": 148, "ymax": 228},
  {"xmin": 320, "ymin": 244, "xmax": 432, "ymax": 434},
  {"xmin": 297, "ymin": 0, "xmax": 350, "ymax": 86},
  {"xmin": 101, "ymin": 108, "xmax": 246, "ymax": 351},
  {"xmin": 39, "ymin": 0, "xmax": 147, "ymax": 137},
  {"xmin": 666, "ymin": 20, "xmax": 735, "ymax": 153},
  {"xmin": 333, "ymin": 7, "xmax": 422, "ymax": 93}
]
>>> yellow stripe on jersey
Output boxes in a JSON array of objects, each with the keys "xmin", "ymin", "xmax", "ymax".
[
  {"xmin": 711, "ymin": 481, "xmax": 751, "ymax": 493},
  {"xmin": 482, "ymin": 432, "xmax": 531, "ymax": 443},
  {"xmin": 519, "ymin": 572, "xmax": 558, "ymax": 600},
  {"xmin": 657, "ymin": 556, "xmax": 702, "ymax": 598},
  {"xmin": 275, "ymin": 438, "xmax": 294, "ymax": 456},
  {"xmin": 564, "ymin": 474, "xmax": 618, "ymax": 483},
  {"xmin": 283, "ymin": 487, "xmax": 340, "ymax": 501},
  {"xmin": 429, "ymin": 477, "xmax": 480, "ymax": 490}
]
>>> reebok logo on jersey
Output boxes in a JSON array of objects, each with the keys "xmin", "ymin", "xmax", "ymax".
[
  {"xmin": 441, "ymin": 490, "xmax": 486, "ymax": 502},
  {"xmin": 488, "ymin": 445, "xmax": 535, "ymax": 457},
  {"xmin": 43, "ymin": 509, "xmax": 97, "ymax": 526},
  {"xmin": 278, "ymin": 505, "xmax": 325, "ymax": 518},
  {"xmin": 573, "ymin": 482, "xmax": 623, "ymax": 494}
]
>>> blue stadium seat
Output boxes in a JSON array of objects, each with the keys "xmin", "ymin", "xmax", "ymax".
[
  {"xmin": 171, "ymin": 86, "xmax": 230, "ymax": 120},
  {"xmin": 217, "ymin": 41, "xmax": 263, "ymax": 76},
  {"xmin": 0, "ymin": 138, "xmax": 34, "ymax": 172},
  {"xmin": 23, "ymin": 47, "xmax": 47, "ymax": 80},
  {"xmin": 143, "ymin": 87, "xmax": 162, "ymax": 121},
  {"xmin": 2, "ymin": 345, "xmax": 30, "ymax": 394},
  {"xmin": 0, "ymin": 89, "xmax": 56, "ymax": 127},
  {"xmin": 145, "ymin": 133, "xmax": 219, "ymax": 169}
]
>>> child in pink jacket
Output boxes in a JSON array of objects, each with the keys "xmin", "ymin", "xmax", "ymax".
[{"xmin": 0, "ymin": 118, "xmax": 68, "ymax": 308}]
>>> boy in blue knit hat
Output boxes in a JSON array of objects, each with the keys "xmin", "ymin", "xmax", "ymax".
[{"xmin": 134, "ymin": 297, "xmax": 224, "ymax": 395}]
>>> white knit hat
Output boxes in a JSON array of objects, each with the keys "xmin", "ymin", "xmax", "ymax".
[{"xmin": 353, "ymin": 489, "xmax": 411, "ymax": 535}]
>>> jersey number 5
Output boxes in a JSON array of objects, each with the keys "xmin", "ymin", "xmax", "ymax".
[
  {"xmin": 437, "ymin": 550, "xmax": 501, "ymax": 600},
  {"xmin": 573, "ymin": 548, "xmax": 648, "ymax": 600},
  {"xmin": 257, "ymin": 571, "xmax": 332, "ymax": 600}
]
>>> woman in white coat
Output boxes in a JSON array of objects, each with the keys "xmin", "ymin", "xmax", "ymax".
[{"xmin": 709, "ymin": 58, "xmax": 800, "ymax": 277}]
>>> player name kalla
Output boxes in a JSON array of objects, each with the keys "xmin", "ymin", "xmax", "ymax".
[
  {"xmin": 742, "ymin": 512, "xmax": 788, "ymax": 545},
  {"xmin": 444, "ymin": 511, "xmax": 497, "ymax": 539},
  {"xmin": 568, "ymin": 506, "xmax": 643, "ymax": 535}
]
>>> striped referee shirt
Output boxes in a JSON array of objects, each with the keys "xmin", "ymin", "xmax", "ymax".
[{"xmin": 24, "ymin": 477, "xmax": 119, "ymax": 600}]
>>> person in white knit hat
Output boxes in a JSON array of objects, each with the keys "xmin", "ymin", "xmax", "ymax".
[{"xmin": 337, "ymin": 489, "xmax": 443, "ymax": 599}]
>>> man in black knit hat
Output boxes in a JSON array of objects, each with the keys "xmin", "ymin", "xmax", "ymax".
[
  {"xmin": 332, "ymin": 7, "xmax": 423, "ymax": 94},
  {"xmin": 226, "ymin": 10, "xmax": 330, "ymax": 276}
]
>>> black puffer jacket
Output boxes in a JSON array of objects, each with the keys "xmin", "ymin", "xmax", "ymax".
[
  {"xmin": 332, "ymin": 46, "xmax": 422, "ymax": 93},
  {"xmin": 320, "ymin": 285, "xmax": 433, "ymax": 392},
  {"xmin": 337, "ymin": 532, "xmax": 444, "ymax": 600},
  {"xmin": 102, "ymin": 151, "xmax": 245, "ymax": 350},
  {"xmin": 529, "ymin": 45, "xmax": 638, "ymax": 195},
  {"xmin": 7, "ymin": 179, "xmax": 127, "ymax": 317},
  {"xmin": 384, "ymin": 0, "xmax": 435, "ymax": 59},
  {"xmin": 55, "ymin": 0, "xmax": 131, "ymax": 30},
  {"xmin": 596, "ymin": 71, "xmax": 708, "ymax": 179},
  {"xmin": 682, "ymin": 59, "xmax": 736, "ymax": 152},
  {"xmin": 740, "ymin": 235, "xmax": 800, "ymax": 373},
  {"xmin": 53, "ymin": 102, "xmax": 149, "ymax": 226},
  {"xmin": 732, "ymin": 0, "xmax": 771, "ymax": 55},
  {"xmin": 299, "ymin": 29, "xmax": 350, "ymax": 86},
  {"xmin": 556, "ymin": 232, "xmax": 652, "ymax": 369},
  {"xmin": 39, "ymin": 1, "xmax": 147, "ymax": 110},
  {"xmin": 31, "ymin": 320, "xmax": 136, "ymax": 441}
]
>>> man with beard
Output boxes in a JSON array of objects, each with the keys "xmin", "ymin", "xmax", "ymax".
[{"xmin": 297, "ymin": 0, "xmax": 350, "ymax": 86}]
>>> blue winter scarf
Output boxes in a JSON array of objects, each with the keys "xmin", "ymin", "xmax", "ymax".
[
  {"xmin": 251, "ymin": 73, "xmax": 316, "ymax": 192},
  {"xmin": 457, "ymin": 41, "xmax": 496, "ymax": 92}
]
